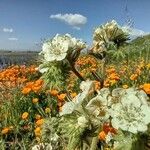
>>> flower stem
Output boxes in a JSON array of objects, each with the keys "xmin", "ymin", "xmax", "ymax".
[
  {"xmin": 90, "ymin": 136, "xmax": 98, "ymax": 150},
  {"xmin": 71, "ymin": 65, "xmax": 85, "ymax": 81},
  {"xmin": 90, "ymin": 126, "xmax": 102, "ymax": 150},
  {"xmin": 68, "ymin": 60, "xmax": 85, "ymax": 81}
]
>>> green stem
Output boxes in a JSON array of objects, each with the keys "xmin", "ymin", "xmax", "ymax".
[
  {"xmin": 90, "ymin": 126, "xmax": 102, "ymax": 150},
  {"xmin": 90, "ymin": 136, "xmax": 99, "ymax": 150}
]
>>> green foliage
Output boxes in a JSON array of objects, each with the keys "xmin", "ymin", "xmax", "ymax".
[{"xmin": 40, "ymin": 60, "xmax": 71, "ymax": 90}]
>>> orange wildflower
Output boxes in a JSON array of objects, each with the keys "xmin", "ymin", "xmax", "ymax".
[
  {"xmin": 106, "ymin": 68, "xmax": 116, "ymax": 74},
  {"xmin": 35, "ymin": 79, "xmax": 43, "ymax": 86},
  {"xmin": 103, "ymin": 123, "xmax": 117, "ymax": 134},
  {"xmin": 36, "ymin": 119, "xmax": 44, "ymax": 126},
  {"xmin": 94, "ymin": 81, "xmax": 101, "ymax": 90},
  {"xmin": 32, "ymin": 98, "xmax": 39, "ymax": 103},
  {"xmin": 110, "ymin": 79, "xmax": 117, "ymax": 86},
  {"xmin": 109, "ymin": 73, "xmax": 120, "ymax": 80},
  {"xmin": 104, "ymin": 79, "xmax": 110, "ymax": 87},
  {"xmin": 130, "ymin": 74, "xmax": 138, "ymax": 80},
  {"xmin": 142, "ymin": 84, "xmax": 150, "ymax": 94},
  {"xmin": 98, "ymin": 131, "xmax": 106, "ymax": 141},
  {"xmin": 22, "ymin": 87, "xmax": 31, "ymax": 95},
  {"xmin": 32, "ymin": 85, "xmax": 42, "ymax": 93},
  {"xmin": 49, "ymin": 89, "xmax": 59, "ymax": 96},
  {"xmin": 1, "ymin": 127, "xmax": 10, "ymax": 135},
  {"xmin": 98, "ymin": 123, "xmax": 117, "ymax": 141},
  {"xmin": 34, "ymin": 127, "xmax": 41, "ymax": 137},
  {"xmin": 22, "ymin": 112, "xmax": 29, "ymax": 120},
  {"xmin": 71, "ymin": 92, "xmax": 77, "ymax": 98},
  {"xmin": 57, "ymin": 93, "xmax": 66, "ymax": 101}
]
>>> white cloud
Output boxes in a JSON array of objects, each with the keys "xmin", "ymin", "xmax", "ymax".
[
  {"xmin": 8, "ymin": 37, "xmax": 18, "ymax": 41},
  {"xmin": 50, "ymin": 13, "xmax": 87, "ymax": 30},
  {"xmin": 3, "ymin": 28, "xmax": 13, "ymax": 33},
  {"xmin": 122, "ymin": 26, "xmax": 149, "ymax": 38}
]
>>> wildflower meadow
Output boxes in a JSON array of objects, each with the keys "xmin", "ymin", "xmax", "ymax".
[{"xmin": 0, "ymin": 20, "xmax": 150, "ymax": 150}]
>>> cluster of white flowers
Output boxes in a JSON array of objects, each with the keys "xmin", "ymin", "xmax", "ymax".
[
  {"xmin": 94, "ymin": 20, "xmax": 118, "ymax": 41},
  {"xmin": 92, "ymin": 20, "xmax": 129, "ymax": 53},
  {"xmin": 110, "ymin": 88, "xmax": 150, "ymax": 134},
  {"xmin": 61, "ymin": 80, "xmax": 150, "ymax": 134},
  {"xmin": 87, "ymin": 87, "xmax": 150, "ymax": 134},
  {"xmin": 39, "ymin": 34, "xmax": 86, "ymax": 62}
]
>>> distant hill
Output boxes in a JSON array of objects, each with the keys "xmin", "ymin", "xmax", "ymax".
[
  {"xmin": 119, "ymin": 34, "xmax": 150, "ymax": 61},
  {"xmin": 129, "ymin": 34, "xmax": 150, "ymax": 48}
]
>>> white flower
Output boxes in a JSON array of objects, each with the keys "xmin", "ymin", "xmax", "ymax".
[
  {"xmin": 60, "ymin": 80, "xmax": 94, "ymax": 116},
  {"xmin": 110, "ymin": 88, "xmax": 150, "ymax": 134},
  {"xmin": 41, "ymin": 35, "xmax": 69, "ymax": 62},
  {"xmin": 32, "ymin": 143, "xmax": 52, "ymax": 150},
  {"xmin": 77, "ymin": 116, "xmax": 88, "ymax": 128},
  {"xmin": 40, "ymin": 34, "xmax": 86, "ymax": 62},
  {"xmin": 105, "ymin": 132, "xmax": 113, "ymax": 144},
  {"xmin": 93, "ymin": 20, "xmax": 129, "ymax": 50},
  {"xmin": 80, "ymin": 80, "xmax": 94, "ymax": 92},
  {"xmin": 86, "ymin": 88, "xmax": 112, "ymax": 121},
  {"xmin": 59, "ymin": 101, "xmax": 75, "ymax": 116},
  {"xmin": 51, "ymin": 133, "xmax": 59, "ymax": 142},
  {"xmin": 38, "ymin": 64, "xmax": 49, "ymax": 73}
]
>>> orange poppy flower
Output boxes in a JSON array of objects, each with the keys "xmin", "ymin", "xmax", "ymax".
[
  {"xmin": 142, "ymin": 84, "xmax": 150, "ymax": 94},
  {"xmin": 22, "ymin": 87, "xmax": 31, "ymax": 95},
  {"xmin": 1, "ymin": 127, "xmax": 10, "ymax": 134},
  {"xmin": 49, "ymin": 89, "xmax": 59, "ymax": 96},
  {"xmin": 36, "ymin": 119, "xmax": 44, "ymax": 126},
  {"xmin": 34, "ymin": 127, "xmax": 41, "ymax": 137},
  {"xmin": 98, "ymin": 131, "xmax": 106, "ymax": 141},
  {"xmin": 57, "ymin": 93, "xmax": 66, "ymax": 101}
]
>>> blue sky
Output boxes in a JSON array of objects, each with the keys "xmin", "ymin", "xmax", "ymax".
[{"xmin": 0, "ymin": 0, "xmax": 150, "ymax": 51}]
